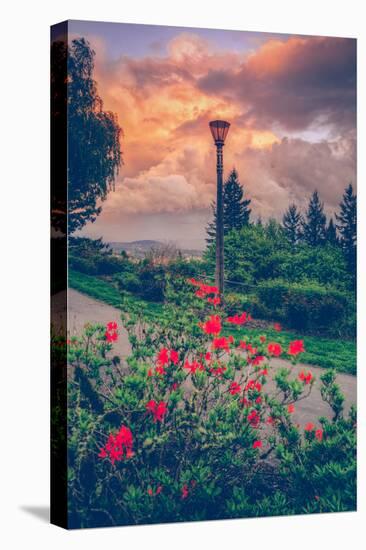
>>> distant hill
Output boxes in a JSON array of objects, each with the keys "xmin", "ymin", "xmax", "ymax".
[{"xmin": 108, "ymin": 240, "xmax": 202, "ymax": 259}]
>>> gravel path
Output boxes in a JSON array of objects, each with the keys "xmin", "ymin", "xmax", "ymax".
[{"xmin": 65, "ymin": 288, "xmax": 357, "ymax": 424}]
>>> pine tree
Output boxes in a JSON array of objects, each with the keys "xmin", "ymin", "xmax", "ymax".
[
  {"xmin": 302, "ymin": 191, "xmax": 327, "ymax": 246},
  {"xmin": 282, "ymin": 203, "xmax": 303, "ymax": 249},
  {"xmin": 206, "ymin": 169, "xmax": 251, "ymax": 244},
  {"xmin": 325, "ymin": 217, "xmax": 338, "ymax": 246},
  {"xmin": 335, "ymin": 184, "xmax": 357, "ymax": 273}
]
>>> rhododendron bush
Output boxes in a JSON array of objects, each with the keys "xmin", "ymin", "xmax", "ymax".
[{"xmin": 66, "ymin": 278, "xmax": 356, "ymax": 528}]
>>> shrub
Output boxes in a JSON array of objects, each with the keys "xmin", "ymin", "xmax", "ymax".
[
  {"xmin": 65, "ymin": 278, "xmax": 356, "ymax": 528},
  {"xmin": 69, "ymin": 254, "xmax": 98, "ymax": 275},
  {"xmin": 224, "ymin": 292, "xmax": 258, "ymax": 316},
  {"xmin": 95, "ymin": 254, "xmax": 128, "ymax": 275},
  {"xmin": 257, "ymin": 279, "xmax": 355, "ymax": 336}
]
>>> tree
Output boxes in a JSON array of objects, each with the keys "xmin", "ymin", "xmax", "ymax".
[
  {"xmin": 282, "ymin": 203, "xmax": 303, "ymax": 249},
  {"xmin": 52, "ymin": 38, "xmax": 122, "ymax": 233},
  {"xmin": 302, "ymin": 191, "xmax": 326, "ymax": 246},
  {"xmin": 335, "ymin": 184, "xmax": 357, "ymax": 274},
  {"xmin": 325, "ymin": 217, "xmax": 338, "ymax": 246},
  {"xmin": 206, "ymin": 169, "xmax": 251, "ymax": 243}
]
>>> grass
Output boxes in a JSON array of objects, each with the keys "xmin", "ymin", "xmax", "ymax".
[
  {"xmin": 69, "ymin": 269, "xmax": 163, "ymax": 317},
  {"xmin": 222, "ymin": 325, "xmax": 356, "ymax": 375},
  {"xmin": 69, "ymin": 269, "xmax": 356, "ymax": 376}
]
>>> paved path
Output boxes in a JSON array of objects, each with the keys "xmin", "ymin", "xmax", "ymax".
[{"xmin": 66, "ymin": 288, "xmax": 357, "ymax": 424}]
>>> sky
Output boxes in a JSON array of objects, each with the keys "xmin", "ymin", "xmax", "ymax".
[{"xmin": 69, "ymin": 20, "xmax": 357, "ymax": 249}]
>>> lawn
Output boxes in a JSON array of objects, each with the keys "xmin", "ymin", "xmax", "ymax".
[
  {"xmin": 222, "ymin": 325, "xmax": 356, "ymax": 374},
  {"xmin": 69, "ymin": 269, "xmax": 163, "ymax": 317},
  {"xmin": 69, "ymin": 269, "xmax": 356, "ymax": 375}
]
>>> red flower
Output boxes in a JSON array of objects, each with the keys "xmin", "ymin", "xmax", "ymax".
[
  {"xmin": 212, "ymin": 336, "xmax": 233, "ymax": 352},
  {"xmin": 201, "ymin": 315, "xmax": 222, "ymax": 335},
  {"xmin": 266, "ymin": 416, "xmax": 275, "ymax": 425},
  {"xmin": 184, "ymin": 359, "xmax": 204, "ymax": 374},
  {"xmin": 287, "ymin": 404, "xmax": 295, "ymax": 414},
  {"xmin": 246, "ymin": 344, "xmax": 258, "ymax": 355},
  {"xmin": 229, "ymin": 382, "xmax": 241, "ymax": 395},
  {"xmin": 170, "ymin": 349, "xmax": 179, "ymax": 365},
  {"xmin": 181, "ymin": 484, "xmax": 189, "ymax": 499},
  {"xmin": 250, "ymin": 355, "xmax": 266, "ymax": 366},
  {"xmin": 304, "ymin": 422, "xmax": 315, "ymax": 432},
  {"xmin": 155, "ymin": 348, "xmax": 179, "ymax": 373},
  {"xmin": 315, "ymin": 429, "xmax": 323, "ymax": 441},
  {"xmin": 227, "ymin": 312, "xmax": 250, "ymax": 325},
  {"xmin": 245, "ymin": 380, "xmax": 262, "ymax": 393},
  {"xmin": 189, "ymin": 278, "xmax": 219, "ymax": 298},
  {"xmin": 146, "ymin": 400, "xmax": 157, "ymax": 414},
  {"xmin": 208, "ymin": 296, "xmax": 221, "ymax": 306},
  {"xmin": 105, "ymin": 330, "xmax": 118, "ymax": 343},
  {"xmin": 288, "ymin": 340, "xmax": 305, "ymax": 356},
  {"xmin": 155, "ymin": 402, "xmax": 168, "ymax": 422},
  {"xmin": 267, "ymin": 342, "xmax": 282, "ymax": 356},
  {"xmin": 210, "ymin": 366, "xmax": 227, "ymax": 377},
  {"xmin": 299, "ymin": 370, "xmax": 313, "ymax": 384},
  {"xmin": 146, "ymin": 400, "xmax": 168, "ymax": 422},
  {"xmin": 247, "ymin": 410, "xmax": 261, "ymax": 428},
  {"xmin": 259, "ymin": 335, "xmax": 266, "ymax": 343},
  {"xmin": 149, "ymin": 401, "xmax": 166, "ymax": 421},
  {"xmin": 157, "ymin": 348, "xmax": 169, "ymax": 366},
  {"xmin": 205, "ymin": 352, "xmax": 212, "ymax": 362},
  {"xmin": 98, "ymin": 425, "xmax": 133, "ymax": 465},
  {"xmin": 107, "ymin": 321, "xmax": 118, "ymax": 331},
  {"xmin": 148, "ymin": 485, "xmax": 163, "ymax": 496},
  {"xmin": 252, "ymin": 440, "xmax": 262, "ymax": 449},
  {"xmin": 273, "ymin": 323, "xmax": 281, "ymax": 331}
]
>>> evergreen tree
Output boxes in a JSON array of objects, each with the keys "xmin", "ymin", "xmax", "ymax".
[
  {"xmin": 282, "ymin": 203, "xmax": 303, "ymax": 249},
  {"xmin": 325, "ymin": 217, "xmax": 338, "ymax": 246},
  {"xmin": 302, "ymin": 191, "xmax": 327, "ymax": 246},
  {"xmin": 335, "ymin": 184, "xmax": 357, "ymax": 273},
  {"xmin": 206, "ymin": 169, "xmax": 251, "ymax": 244}
]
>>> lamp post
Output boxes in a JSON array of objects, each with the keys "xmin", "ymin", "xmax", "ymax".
[{"xmin": 209, "ymin": 120, "xmax": 230, "ymax": 296}]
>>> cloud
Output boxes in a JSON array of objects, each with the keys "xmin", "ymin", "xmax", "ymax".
[
  {"xmin": 198, "ymin": 36, "xmax": 356, "ymax": 132},
  {"xmin": 78, "ymin": 31, "xmax": 356, "ymax": 225},
  {"xmin": 231, "ymin": 134, "xmax": 356, "ymax": 219}
]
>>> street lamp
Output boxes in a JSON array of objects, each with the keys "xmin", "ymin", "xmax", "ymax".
[{"xmin": 209, "ymin": 120, "xmax": 230, "ymax": 296}]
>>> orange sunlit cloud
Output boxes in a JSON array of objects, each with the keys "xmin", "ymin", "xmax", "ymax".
[{"xmin": 71, "ymin": 27, "xmax": 355, "ymax": 240}]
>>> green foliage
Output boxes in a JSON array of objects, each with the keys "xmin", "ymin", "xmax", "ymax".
[
  {"xmin": 283, "ymin": 203, "xmax": 303, "ymax": 249},
  {"xmin": 69, "ymin": 237, "xmax": 130, "ymax": 276},
  {"xmin": 55, "ymin": 38, "xmax": 122, "ymax": 233},
  {"xmin": 66, "ymin": 283, "xmax": 356, "ymax": 527},
  {"xmin": 326, "ymin": 217, "xmax": 339, "ymax": 246},
  {"xmin": 206, "ymin": 168, "xmax": 251, "ymax": 244},
  {"xmin": 336, "ymin": 183, "xmax": 357, "ymax": 275},
  {"xmin": 302, "ymin": 190, "xmax": 327, "ymax": 246},
  {"xmin": 256, "ymin": 279, "xmax": 355, "ymax": 336}
]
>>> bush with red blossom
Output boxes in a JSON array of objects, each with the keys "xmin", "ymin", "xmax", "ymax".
[{"xmin": 66, "ymin": 277, "xmax": 356, "ymax": 528}]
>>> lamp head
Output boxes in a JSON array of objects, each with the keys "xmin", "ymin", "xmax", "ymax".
[{"xmin": 209, "ymin": 120, "xmax": 230, "ymax": 145}]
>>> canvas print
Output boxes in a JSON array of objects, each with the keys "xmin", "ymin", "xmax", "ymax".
[{"xmin": 51, "ymin": 20, "xmax": 357, "ymax": 529}]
